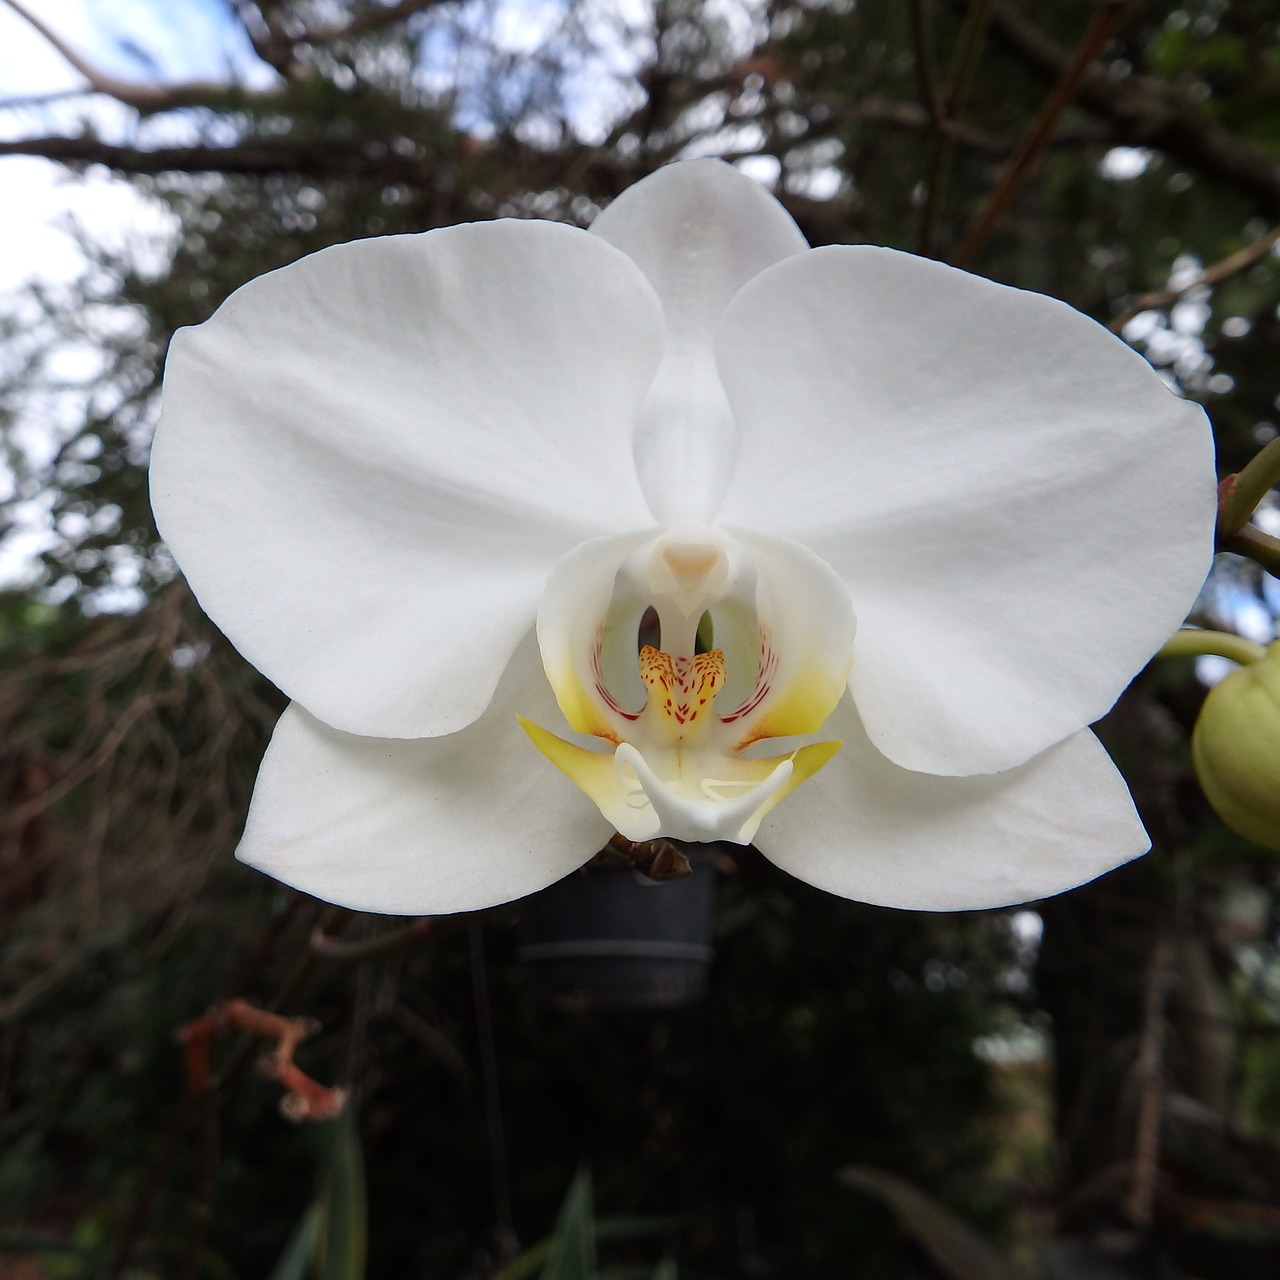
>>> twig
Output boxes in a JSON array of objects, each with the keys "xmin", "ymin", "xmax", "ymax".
[
  {"xmin": 919, "ymin": 0, "xmax": 997, "ymax": 255},
  {"xmin": 908, "ymin": 0, "xmax": 944, "ymax": 127},
  {"xmin": 182, "ymin": 997, "xmax": 348, "ymax": 1121},
  {"xmin": 310, "ymin": 0, "xmax": 447, "ymax": 46},
  {"xmin": 215, "ymin": 904, "xmax": 352, "ymax": 1090},
  {"xmin": 0, "ymin": 0, "xmax": 259, "ymax": 110},
  {"xmin": 230, "ymin": 0, "xmax": 446, "ymax": 74},
  {"xmin": 311, "ymin": 916, "xmax": 434, "ymax": 961},
  {"xmin": 1110, "ymin": 225, "xmax": 1280, "ymax": 333},
  {"xmin": 969, "ymin": 0, "xmax": 1280, "ymax": 219},
  {"xmin": 953, "ymin": 0, "xmax": 1130, "ymax": 268},
  {"xmin": 0, "ymin": 87, "xmax": 100, "ymax": 110},
  {"xmin": 1, "ymin": 0, "xmax": 444, "ymax": 111},
  {"xmin": 1219, "ymin": 524, "xmax": 1280, "ymax": 577}
]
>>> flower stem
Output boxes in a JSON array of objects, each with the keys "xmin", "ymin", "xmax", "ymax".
[
  {"xmin": 1219, "ymin": 523, "xmax": 1280, "ymax": 577},
  {"xmin": 1219, "ymin": 435, "xmax": 1280, "ymax": 535},
  {"xmin": 1159, "ymin": 628, "xmax": 1267, "ymax": 666}
]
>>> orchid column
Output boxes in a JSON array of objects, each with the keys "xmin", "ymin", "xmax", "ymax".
[{"xmin": 150, "ymin": 160, "xmax": 1215, "ymax": 916}]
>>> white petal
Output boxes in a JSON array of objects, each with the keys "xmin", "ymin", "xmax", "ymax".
[
  {"xmin": 718, "ymin": 525, "xmax": 855, "ymax": 744},
  {"xmin": 715, "ymin": 246, "xmax": 1215, "ymax": 774},
  {"xmin": 615, "ymin": 741, "xmax": 795, "ymax": 842},
  {"xmin": 151, "ymin": 220, "xmax": 664, "ymax": 739},
  {"xmin": 238, "ymin": 633, "xmax": 611, "ymax": 915},
  {"xmin": 534, "ymin": 527, "xmax": 658, "ymax": 738},
  {"xmin": 591, "ymin": 159, "xmax": 808, "ymax": 345},
  {"xmin": 754, "ymin": 695, "xmax": 1148, "ymax": 911},
  {"xmin": 591, "ymin": 160, "xmax": 808, "ymax": 523}
]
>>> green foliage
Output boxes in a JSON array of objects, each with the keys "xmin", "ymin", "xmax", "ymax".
[
  {"xmin": 840, "ymin": 1167, "xmax": 1024, "ymax": 1280},
  {"xmin": 540, "ymin": 1170, "xmax": 596, "ymax": 1280},
  {"xmin": 269, "ymin": 1113, "xmax": 368, "ymax": 1280}
]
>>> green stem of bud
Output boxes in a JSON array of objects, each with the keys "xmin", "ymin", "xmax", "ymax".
[
  {"xmin": 1219, "ymin": 524, "xmax": 1280, "ymax": 578},
  {"xmin": 1220, "ymin": 435, "xmax": 1280, "ymax": 535},
  {"xmin": 1160, "ymin": 628, "xmax": 1268, "ymax": 666}
]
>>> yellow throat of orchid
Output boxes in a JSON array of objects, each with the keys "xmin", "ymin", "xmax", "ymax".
[{"xmin": 520, "ymin": 522, "xmax": 854, "ymax": 844}]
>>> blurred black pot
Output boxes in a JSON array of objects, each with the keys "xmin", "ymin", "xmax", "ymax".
[{"xmin": 517, "ymin": 846, "xmax": 717, "ymax": 1009}]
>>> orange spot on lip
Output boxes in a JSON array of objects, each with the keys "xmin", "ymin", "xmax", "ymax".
[{"xmin": 639, "ymin": 645, "xmax": 725, "ymax": 728}]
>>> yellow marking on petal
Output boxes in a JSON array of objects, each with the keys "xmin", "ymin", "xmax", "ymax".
[
  {"xmin": 519, "ymin": 715, "xmax": 618, "ymax": 797},
  {"xmin": 518, "ymin": 716, "xmax": 658, "ymax": 840},
  {"xmin": 540, "ymin": 654, "xmax": 621, "ymax": 744},
  {"xmin": 737, "ymin": 740, "xmax": 842, "ymax": 842},
  {"xmin": 735, "ymin": 663, "xmax": 848, "ymax": 745}
]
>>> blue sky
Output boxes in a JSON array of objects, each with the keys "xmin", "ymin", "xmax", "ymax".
[
  {"xmin": 0, "ymin": 1, "xmax": 250, "ymax": 585},
  {"xmin": 0, "ymin": 0, "xmax": 269, "ymax": 294},
  {"xmin": 0, "ymin": 0, "xmax": 662, "ymax": 589}
]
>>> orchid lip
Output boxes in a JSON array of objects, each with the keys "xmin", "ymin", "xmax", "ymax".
[{"xmin": 524, "ymin": 524, "xmax": 856, "ymax": 844}]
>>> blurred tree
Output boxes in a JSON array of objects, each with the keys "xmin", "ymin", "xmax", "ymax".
[{"xmin": 3, "ymin": 1, "xmax": 1280, "ymax": 1277}]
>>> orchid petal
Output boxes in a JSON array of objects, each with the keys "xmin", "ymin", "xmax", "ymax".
[
  {"xmin": 591, "ymin": 160, "xmax": 807, "ymax": 523},
  {"xmin": 615, "ymin": 741, "xmax": 795, "ymax": 842},
  {"xmin": 718, "ymin": 526, "xmax": 856, "ymax": 746},
  {"xmin": 151, "ymin": 221, "xmax": 664, "ymax": 739},
  {"xmin": 715, "ymin": 246, "xmax": 1215, "ymax": 775},
  {"xmin": 534, "ymin": 528, "xmax": 658, "ymax": 741},
  {"xmin": 518, "ymin": 721, "xmax": 840, "ymax": 845},
  {"xmin": 238, "ymin": 634, "xmax": 610, "ymax": 914},
  {"xmin": 735, "ymin": 739, "xmax": 843, "ymax": 841},
  {"xmin": 517, "ymin": 719, "xmax": 660, "ymax": 842},
  {"xmin": 755, "ymin": 696, "xmax": 1147, "ymax": 911}
]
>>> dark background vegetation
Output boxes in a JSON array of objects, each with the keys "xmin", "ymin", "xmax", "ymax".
[{"xmin": 3, "ymin": 0, "xmax": 1280, "ymax": 1276}]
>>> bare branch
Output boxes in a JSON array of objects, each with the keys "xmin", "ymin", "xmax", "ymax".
[
  {"xmin": 918, "ymin": 0, "xmax": 996, "ymax": 255},
  {"xmin": 0, "ymin": 133, "xmax": 419, "ymax": 179},
  {"xmin": 0, "ymin": 86, "xmax": 95, "ymax": 111},
  {"xmin": 953, "ymin": 0, "xmax": 1130, "ymax": 268},
  {"xmin": 1109, "ymin": 224, "xmax": 1280, "ymax": 333},
  {"xmin": 227, "ymin": 0, "xmax": 295, "ymax": 76},
  {"xmin": 0, "ymin": 130, "xmax": 626, "ymax": 212},
  {"xmin": 0, "ymin": 0, "xmax": 272, "ymax": 111},
  {"xmin": 966, "ymin": 0, "xmax": 1280, "ymax": 219},
  {"xmin": 226, "ymin": 0, "xmax": 444, "ymax": 77},
  {"xmin": 310, "ymin": 0, "xmax": 449, "ymax": 45}
]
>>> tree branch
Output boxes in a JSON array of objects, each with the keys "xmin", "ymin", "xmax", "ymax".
[
  {"xmin": 970, "ymin": 0, "xmax": 1280, "ymax": 218},
  {"xmin": 310, "ymin": 0, "xmax": 448, "ymax": 46},
  {"xmin": 2, "ymin": 0, "xmax": 447, "ymax": 113},
  {"xmin": 953, "ymin": 0, "xmax": 1130, "ymax": 268},
  {"xmin": 1109, "ymin": 224, "xmax": 1280, "ymax": 333},
  {"xmin": 232, "ymin": 0, "xmax": 447, "ymax": 74},
  {"xmin": 0, "ymin": 0, "xmax": 267, "ymax": 111},
  {"xmin": 0, "ymin": 134, "xmax": 409, "ymax": 180}
]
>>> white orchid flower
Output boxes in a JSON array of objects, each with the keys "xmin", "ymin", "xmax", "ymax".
[{"xmin": 149, "ymin": 160, "xmax": 1214, "ymax": 916}]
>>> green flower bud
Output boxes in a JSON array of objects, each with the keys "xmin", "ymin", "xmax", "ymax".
[{"xmin": 1192, "ymin": 641, "xmax": 1280, "ymax": 852}]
